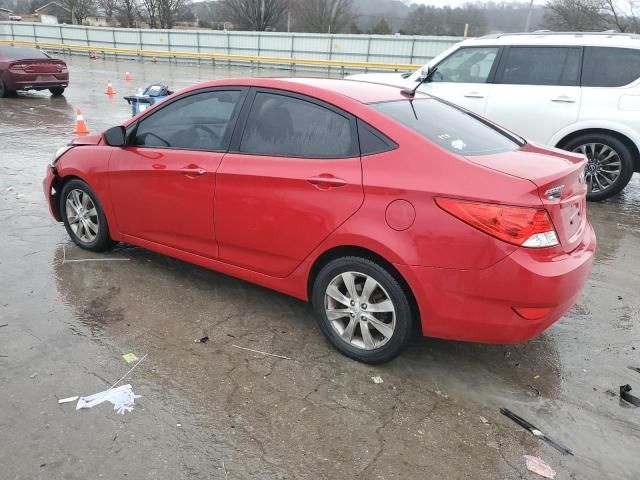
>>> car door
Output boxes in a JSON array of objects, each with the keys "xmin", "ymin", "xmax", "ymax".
[
  {"xmin": 417, "ymin": 46, "xmax": 501, "ymax": 115},
  {"xmin": 215, "ymin": 89, "xmax": 364, "ymax": 278},
  {"xmin": 109, "ymin": 88, "xmax": 246, "ymax": 258},
  {"xmin": 484, "ymin": 46, "xmax": 582, "ymax": 144}
]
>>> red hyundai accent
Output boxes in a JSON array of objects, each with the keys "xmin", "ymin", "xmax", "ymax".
[
  {"xmin": 43, "ymin": 78, "xmax": 595, "ymax": 363},
  {"xmin": 0, "ymin": 45, "xmax": 68, "ymax": 97}
]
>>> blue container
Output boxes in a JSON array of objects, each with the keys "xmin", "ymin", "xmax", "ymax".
[{"xmin": 124, "ymin": 84, "xmax": 173, "ymax": 116}]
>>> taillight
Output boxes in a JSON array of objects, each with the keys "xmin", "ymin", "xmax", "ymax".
[
  {"xmin": 435, "ymin": 198, "xmax": 559, "ymax": 248},
  {"xmin": 9, "ymin": 63, "xmax": 27, "ymax": 71}
]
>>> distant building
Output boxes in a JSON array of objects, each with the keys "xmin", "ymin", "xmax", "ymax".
[
  {"xmin": 85, "ymin": 9, "xmax": 108, "ymax": 27},
  {"xmin": 34, "ymin": 2, "xmax": 71, "ymax": 24},
  {"xmin": 0, "ymin": 7, "xmax": 12, "ymax": 20}
]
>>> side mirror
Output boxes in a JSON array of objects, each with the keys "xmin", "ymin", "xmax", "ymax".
[
  {"xmin": 419, "ymin": 66, "xmax": 430, "ymax": 81},
  {"xmin": 103, "ymin": 125, "xmax": 126, "ymax": 147}
]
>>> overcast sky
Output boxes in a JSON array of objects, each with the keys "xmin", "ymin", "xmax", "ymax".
[{"xmin": 407, "ymin": 0, "xmax": 528, "ymax": 7}]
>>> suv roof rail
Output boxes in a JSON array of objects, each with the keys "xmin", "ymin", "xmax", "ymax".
[{"xmin": 478, "ymin": 30, "xmax": 639, "ymax": 39}]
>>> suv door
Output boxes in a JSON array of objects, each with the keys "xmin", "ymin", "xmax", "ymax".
[
  {"xmin": 417, "ymin": 46, "xmax": 500, "ymax": 115},
  {"xmin": 109, "ymin": 88, "xmax": 246, "ymax": 258},
  {"xmin": 484, "ymin": 46, "xmax": 582, "ymax": 144},
  {"xmin": 214, "ymin": 89, "xmax": 363, "ymax": 277}
]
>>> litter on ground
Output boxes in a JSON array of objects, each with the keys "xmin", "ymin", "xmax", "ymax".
[
  {"xmin": 371, "ymin": 376, "xmax": 384, "ymax": 384},
  {"xmin": 524, "ymin": 455, "xmax": 556, "ymax": 479},
  {"xmin": 122, "ymin": 352, "xmax": 139, "ymax": 363},
  {"xmin": 231, "ymin": 344, "xmax": 291, "ymax": 360},
  {"xmin": 76, "ymin": 384, "xmax": 141, "ymax": 415}
]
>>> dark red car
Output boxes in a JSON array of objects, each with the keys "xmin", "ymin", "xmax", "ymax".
[
  {"xmin": 0, "ymin": 45, "xmax": 68, "ymax": 97},
  {"xmin": 43, "ymin": 78, "xmax": 595, "ymax": 363}
]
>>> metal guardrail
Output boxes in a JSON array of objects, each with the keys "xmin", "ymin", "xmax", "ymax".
[
  {"xmin": 0, "ymin": 21, "xmax": 462, "ymax": 72},
  {"xmin": 0, "ymin": 39, "xmax": 422, "ymax": 71}
]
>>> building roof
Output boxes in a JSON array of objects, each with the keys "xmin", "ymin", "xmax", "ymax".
[{"xmin": 35, "ymin": 2, "xmax": 71, "ymax": 14}]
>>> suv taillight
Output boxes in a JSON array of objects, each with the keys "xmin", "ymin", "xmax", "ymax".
[{"xmin": 435, "ymin": 198, "xmax": 559, "ymax": 248}]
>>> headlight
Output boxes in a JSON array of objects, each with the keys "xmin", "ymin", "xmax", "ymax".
[{"xmin": 52, "ymin": 145, "xmax": 72, "ymax": 166}]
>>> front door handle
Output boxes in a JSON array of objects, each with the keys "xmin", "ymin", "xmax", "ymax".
[
  {"xmin": 551, "ymin": 96, "xmax": 576, "ymax": 103},
  {"xmin": 307, "ymin": 175, "xmax": 347, "ymax": 189},
  {"xmin": 464, "ymin": 92, "xmax": 485, "ymax": 98},
  {"xmin": 179, "ymin": 167, "xmax": 207, "ymax": 176}
]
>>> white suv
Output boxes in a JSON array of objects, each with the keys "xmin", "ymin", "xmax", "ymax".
[{"xmin": 349, "ymin": 32, "xmax": 640, "ymax": 200}]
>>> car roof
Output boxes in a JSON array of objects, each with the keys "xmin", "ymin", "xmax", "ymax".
[
  {"xmin": 192, "ymin": 77, "xmax": 424, "ymax": 104},
  {"xmin": 459, "ymin": 31, "xmax": 640, "ymax": 48},
  {"xmin": 0, "ymin": 45, "xmax": 50, "ymax": 59}
]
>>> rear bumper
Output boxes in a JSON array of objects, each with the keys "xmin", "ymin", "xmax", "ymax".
[
  {"xmin": 43, "ymin": 164, "xmax": 61, "ymax": 222},
  {"xmin": 5, "ymin": 72, "xmax": 68, "ymax": 91},
  {"xmin": 397, "ymin": 222, "xmax": 596, "ymax": 343}
]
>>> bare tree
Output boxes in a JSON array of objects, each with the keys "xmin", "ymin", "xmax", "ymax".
[
  {"xmin": 544, "ymin": 0, "xmax": 608, "ymax": 30},
  {"xmin": 98, "ymin": 0, "xmax": 118, "ymax": 22},
  {"xmin": 157, "ymin": 0, "xmax": 188, "ymax": 28},
  {"xmin": 116, "ymin": 0, "xmax": 139, "ymax": 27},
  {"xmin": 292, "ymin": 0, "xmax": 353, "ymax": 33},
  {"xmin": 601, "ymin": 0, "xmax": 639, "ymax": 31},
  {"xmin": 62, "ymin": 0, "xmax": 96, "ymax": 24},
  {"xmin": 140, "ymin": 0, "xmax": 159, "ymax": 27},
  {"xmin": 219, "ymin": 0, "xmax": 289, "ymax": 31}
]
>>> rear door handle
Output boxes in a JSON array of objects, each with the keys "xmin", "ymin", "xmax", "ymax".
[
  {"xmin": 307, "ymin": 175, "xmax": 347, "ymax": 189},
  {"xmin": 463, "ymin": 92, "xmax": 485, "ymax": 98},
  {"xmin": 179, "ymin": 167, "xmax": 207, "ymax": 176},
  {"xmin": 551, "ymin": 96, "xmax": 576, "ymax": 103}
]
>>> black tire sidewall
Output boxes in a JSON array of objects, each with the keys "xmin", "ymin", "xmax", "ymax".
[
  {"xmin": 562, "ymin": 134, "xmax": 634, "ymax": 201},
  {"xmin": 49, "ymin": 87, "xmax": 65, "ymax": 96},
  {"xmin": 311, "ymin": 257, "xmax": 414, "ymax": 364},
  {"xmin": 60, "ymin": 179, "xmax": 113, "ymax": 252}
]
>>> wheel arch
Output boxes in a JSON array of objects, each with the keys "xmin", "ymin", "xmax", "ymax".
[
  {"xmin": 306, "ymin": 245, "xmax": 421, "ymax": 327},
  {"xmin": 555, "ymin": 128, "xmax": 640, "ymax": 172}
]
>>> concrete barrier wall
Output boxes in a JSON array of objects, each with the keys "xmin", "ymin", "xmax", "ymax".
[{"xmin": 0, "ymin": 21, "xmax": 461, "ymax": 70}]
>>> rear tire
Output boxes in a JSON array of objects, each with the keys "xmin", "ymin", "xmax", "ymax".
[
  {"xmin": 560, "ymin": 133, "xmax": 634, "ymax": 201},
  {"xmin": 0, "ymin": 79, "xmax": 15, "ymax": 98},
  {"xmin": 311, "ymin": 256, "xmax": 414, "ymax": 364},
  {"xmin": 49, "ymin": 87, "xmax": 65, "ymax": 96},
  {"xmin": 60, "ymin": 179, "xmax": 114, "ymax": 252}
]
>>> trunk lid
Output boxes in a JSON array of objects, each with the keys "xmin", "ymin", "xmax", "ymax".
[
  {"xmin": 10, "ymin": 59, "xmax": 66, "ymax": 74},
  {"xmin": 466, "ymin": 143, "xmax": 588, "ymax": 253}
]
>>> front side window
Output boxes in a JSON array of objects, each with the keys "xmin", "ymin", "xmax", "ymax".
[
  {"xmin": 431, "ymin": 47, "xmax": 499, "ymax": 84},
  {"xmin": 135, "ymin": 90, "xmax": 242, "ymax": 151},
  {"xmin": 239, "ymin": 92, "xmax": 356, "ymax": 158},
  {"xmin": 498, "ymin": 47, "xmax": 580, "ymax": 86},
  {"xmin": 371, "ymin": 99, "xmax": 520, "ymax": 156},
  {"xmin": 582, "ymin": 47, "xmax": 640, "ymax": 87}
]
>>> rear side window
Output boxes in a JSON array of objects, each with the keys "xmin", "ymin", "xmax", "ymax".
[
  {"xmin": 135, "ymin": 90, "xmax": 242, "ymax": 151},
  {"xmin": 498, "ymin": 47, "xmax": 581, "ymax": 86},
  {"xmin": 371, "ymin": 99, "xmax": 520, "ymax": 156},
  {"xmin": 240, "ymin": 92, "xmax": 357, "ymax": 158},
  {"xmin": 357, "ymin": 120, "xmax": 397, "ymax": 156},
  {"xmin": 0, "ymin": 46, "xmax": 50, "ymax": 59},
  {"xmin": 582, "ymin": 47, "xmax": 640, "ymax": 87}
]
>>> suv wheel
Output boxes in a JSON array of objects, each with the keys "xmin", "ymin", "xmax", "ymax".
[
  {"xmin": 60, "ymin": 179, "xmax": 114, "ymax": 252},
  {"xmin": 49, "ymin": 87, "xmax": 66, "ymax": 96},
  {"xmin": 311, "ymin": 257, "xmax": 414, "ymax": 364},
  {"xmin": 561, "ymin": 133, "xmax": 634, "ymax": 201}
]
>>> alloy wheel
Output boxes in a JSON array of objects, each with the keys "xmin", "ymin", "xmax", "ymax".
[
  {"xmin": 324, "ymin": 271, "xmax": 396, "ymax": 350},
  {"xmin": 65, "ymin": 188, "xmax": 99, "ymax": 243},
  {"xmin": 573, "ymin": 143, "xmax": 622, "ymax": 194}
]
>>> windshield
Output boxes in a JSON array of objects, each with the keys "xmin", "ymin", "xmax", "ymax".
[
  {"xmin": 371, "ymin": 98, "xmax": 521, "ymax": 156},
  {"xmin": 0, "ymin": 46, "xmax": 50, "ymax": 60}
]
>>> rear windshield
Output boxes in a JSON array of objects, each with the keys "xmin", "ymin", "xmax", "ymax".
[
  {"xmin": 371, "ymin": 98, "xmax": 521, "ymax": 156},
  {"xmin": 0, "ymin": 46, "xmax": 50, "ymax": 60}
]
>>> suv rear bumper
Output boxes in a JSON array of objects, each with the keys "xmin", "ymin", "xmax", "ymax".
[{"xmin": 397, "ymin": 222, "xmax": 596, "ymax": 343}]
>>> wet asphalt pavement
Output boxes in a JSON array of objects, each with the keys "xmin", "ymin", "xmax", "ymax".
[{"xmin": 1, "ymin": 55, "xmax": 639, "ymax": 480}]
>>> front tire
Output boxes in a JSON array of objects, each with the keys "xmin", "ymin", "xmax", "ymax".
[
  {"xmin": 311, "ymin": 257, "xmax": 414, "ymax": 364},
  {"xmin": 49, "ymin": 87, "xmax": 65, "ymax": 96},
  {"xmin": 561, "ymin": 134, "xmax": 634, "ymax": 201},
  {"xmin": 60, "ymin": 179, "xmax": 114, "ymax": 252}
]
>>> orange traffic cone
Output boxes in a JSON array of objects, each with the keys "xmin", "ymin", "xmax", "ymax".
[
  {"xmin": 105, "ymin": 80, "xmax": 116, "ymax": 95},
  {"xmin": 124, "ymin": 71, "xmax": 132, "ymax": 81},
  {"xmin": 73, "ymin": 108, "xmax": 89, "ymax": 135}
]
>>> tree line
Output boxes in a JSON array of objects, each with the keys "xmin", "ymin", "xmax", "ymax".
[{"xmin": 7, "ymin": 0, "xmax": 640, "ymax": 34}]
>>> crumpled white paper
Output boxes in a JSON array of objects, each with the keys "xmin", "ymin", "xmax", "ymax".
[{"xmin": 76, "ymin": 384, "xmax": 141, "ymax": 415}]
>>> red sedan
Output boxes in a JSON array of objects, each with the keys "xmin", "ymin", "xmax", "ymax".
[
  {"xmin": 43, "ymin": 78, "xmax": 595, "ymax": 363},
  {"xmin": 0, "ymin": 45, "xmax": 68, "ymax": 97}
]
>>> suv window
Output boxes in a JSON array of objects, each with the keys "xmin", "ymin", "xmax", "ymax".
[
  {"xmin": 498, "ymin": 47, "xmax": 580, "ymax": 86},
  {"xmin": 431, "ymin": 47, "xmax": 499, "ymax": 84},
  {"xmin": 135, "ymin": 90, "xmax": 242, "ymax": 151},
  {"xmin": 240, "ymin": 92, "xmax": 357, "ymax": 158},
  {"xmin": 582, "ymin": 47, "xmax": 640, "ymax": 87},
  {"xmin": 371, "ymin": 99, "xmax": 520, "ymax": 156}
]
